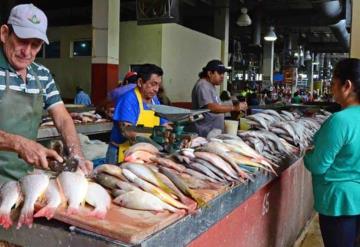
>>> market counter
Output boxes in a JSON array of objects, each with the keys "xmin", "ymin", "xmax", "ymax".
[
  {"xmin": 0, "ymin": 158, "xmax": 313, "ymax": 247},
  {"xmin": 37, "ymin": 122, "xmax": 113, "ymax": 141}
]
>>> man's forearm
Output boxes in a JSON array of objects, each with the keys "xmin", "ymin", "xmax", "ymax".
[
  {"xmin": 49, "ymin": 105, "xmax": 84, "ymax": 158},
  {"xmin": 0, "ymin": 130, "xmax": 21, "ymax": 152},
  {"xmin": 55, "ymin": 116, "xmax": 83, "ymax": 157},
  {"xmin": 207, "ymin": 103, "xmax": 234, "ymax": 113}
]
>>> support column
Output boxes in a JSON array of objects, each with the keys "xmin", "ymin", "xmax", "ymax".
[
  {"xmin": 350, "ymin": 0, "xmax": 360, "ymax": 58},
  {"xmin": 214, "ymin": 0, "xmax": 230, "ymax": 91},
  {"xmin": 91, "ymin": 0, "xmax": 120, "ymax": 105},
  {"xmin": 262, "ymin": 41, "xmax": 274, "ymax": 89},
  {"xmin": 306, "ymin": 59, "xmax": 314, "ymax": 94}
]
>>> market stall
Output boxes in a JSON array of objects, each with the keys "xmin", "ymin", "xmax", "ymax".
[{"xmin": 0, "ymin": 108, "xmax": 328, "ymax": 247}]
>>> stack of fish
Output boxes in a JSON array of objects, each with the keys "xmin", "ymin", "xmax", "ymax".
[
  {"xmin": 94, "ymin": 163, "xmax": 199, "ymax": 213},
  {"xmin": 40, "ymin": 110, "xmax": 109, "ymax": 127},
  {"xmin": 241, "ymin": 109, "xmax": 332, "ymax": 163},
  {"xmin": 0, "ymin": 170, "xmax": 111, "ymax": 229},
  {"xmin": 94, "ymin": 140, "xmax": 276, "ymax": 213}
]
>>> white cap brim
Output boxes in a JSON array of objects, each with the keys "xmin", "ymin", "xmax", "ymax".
[{"xmin": 12, "ymin": 25, "xmax": 49, "ymax": 44}]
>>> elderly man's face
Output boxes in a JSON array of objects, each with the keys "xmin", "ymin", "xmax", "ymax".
[
  {"xmin": 138, "ymin": 74, "xmax": 162, "ymax": 101},
  {"xmin": 0, "ymin": 25, "xmax": 43, "ymax": 71}
]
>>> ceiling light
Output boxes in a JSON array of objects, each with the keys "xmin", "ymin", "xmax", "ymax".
[
  {"xmin": 264, "ymin": 26, "xmax": 277, "ymax": 42},
  {"xmin": 236, "ymin": 8, "xmax": 251, "ymax": 26}
]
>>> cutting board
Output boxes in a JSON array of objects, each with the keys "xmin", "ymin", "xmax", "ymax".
[
  {"xmin": 50, "ymin": 203, "xmax": 185, "ymax": 244},
  {"xmin": 37, "ymin": 186, "xmax": 228, "ymax": 245}
]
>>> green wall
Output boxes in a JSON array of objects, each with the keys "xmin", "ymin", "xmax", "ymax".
[
  {"xmin": 119, "ymin": 21, "xmax": 163, "ymax": 80},
  {"xmin": 36, "ymin": 25, "xmax": 92, "ymax": 99},
  {"xmin": 36, "ymin": 22, "xmax": 222, "ymax": 102},
  {"xmin": 161, "ymin": 23, "xmax": 221, "ymax": 102}
]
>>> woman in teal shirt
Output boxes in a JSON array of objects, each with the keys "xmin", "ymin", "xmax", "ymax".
[{"xmin": 304, "ymin": 58, "xmax": 360, "ymax": 247}]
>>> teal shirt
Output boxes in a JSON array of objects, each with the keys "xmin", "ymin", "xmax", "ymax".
[{"xmin": 304, "ymin": 106, "xmax": 360, "ymax": 216}]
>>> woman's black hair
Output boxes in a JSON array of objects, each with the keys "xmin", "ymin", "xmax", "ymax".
[
  {"xmin": 198, "ymin": 68, "xmax": 209, "ymax": 78},
  {"xmin": 333, "ymin": 58, "xmax": 360, "ymax": 100}
]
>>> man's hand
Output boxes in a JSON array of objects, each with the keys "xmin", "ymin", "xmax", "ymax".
[
  {"xmin": 72, "ymin": 155, "xmax": 93, "ymax": 176},
  {"xmin": 233, "ymin": 102, "xmax": 248, "ymax": 112},
  {"xmin": 15, "ymin": 136, "xmax": 63, "ymax": 169}
]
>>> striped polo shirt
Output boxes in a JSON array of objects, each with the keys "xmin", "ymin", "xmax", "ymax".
[{"xmin": 0, "ymin": 48, "xmax": 63, "ymax": 110}]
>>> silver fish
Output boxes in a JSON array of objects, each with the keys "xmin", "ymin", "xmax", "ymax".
[{"xmin": 0, "ymin": 181, "xmax": 22, "ymax": 229}]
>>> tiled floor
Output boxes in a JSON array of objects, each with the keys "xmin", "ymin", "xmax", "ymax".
[{"xmin": 296, "ymin": 214, "xmax": 324, "ymax": 247}]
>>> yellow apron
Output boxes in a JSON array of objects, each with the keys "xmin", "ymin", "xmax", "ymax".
[{"xmin": 118, "ymin": 88, "xmax": 160, "ymax": 162}]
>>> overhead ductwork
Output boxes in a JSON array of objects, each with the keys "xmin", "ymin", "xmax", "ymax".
[
  {"xmin": 251, "ymin": 7, "xmax": 262, "ymax": 46},
  {"xmin": 310, "ymin": 0, "xmax": 350, "ymax": 51}
]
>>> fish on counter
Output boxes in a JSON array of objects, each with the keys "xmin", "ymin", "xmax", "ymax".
[
  {"xmin": 124, "ymin": 150, "xmax": 157, "ymax": 163},
  {"xmin": 17, "ymin": 173, "xmax": 50, "ymax": 229},
  {"xmin": 34, "ymin": 179, "xmax": 63, "ymax": 220},
  {"xmin": 122, "ymin": 169, "xmax": 189, "ymax": 210},
  {"xmin": 57, "ymin": 170, "xmax": 88, "ymax": 215},
  {"xmin": 0, "ymin": 181, "xmax": 22, "ymax": 229},
  {"xmin": 113, "ymin": 190, "xmax": 178, "ymax": 213},
  {"xmin": 124, "ymin": 142, "xmax": 160, "ymax": 156},
  {"xmin": 85, "ymin": 182, "xmax": 111, "ymax": 219}
]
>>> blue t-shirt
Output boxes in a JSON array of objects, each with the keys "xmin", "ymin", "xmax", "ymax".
[
  {"xmin": 74, "ymin": 91, "xmax": 92, "ymax": 106},
  {"xmin": 110, "ymin": 88, "xmax": 168, "ymax": 144},
  {"xmin": 108, "ymin": 84, "xmax": 136, "ymax": 104}
]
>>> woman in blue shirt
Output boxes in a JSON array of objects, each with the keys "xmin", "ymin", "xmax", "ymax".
[{"xmin": 304, "ymin": 58, "xmax": 360, "ymax": 247}]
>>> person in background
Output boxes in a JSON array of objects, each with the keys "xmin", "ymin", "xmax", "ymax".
[
  {"xmin": 247, "ymin": 93, "xmax": 260, "ymax": 106},
  {"xmin": 157, "ymin": 85, "xmax": 171, "ymax": 105},
  {"xmin": 264, "ymin": 90, "xmax": 272, "ymax": 105},
  {"xmin": 74, "ymin": 86, "xmax": 92, "ymax": 106},
  {"xmin": 0, "ymin": 4, "xmax": 92, "ymax": 183},
  {"xmin": 106, "ymin": 64, "xmax": 169, "ymax": 164},
  {"xmin": 291, "ymin": 91, "xmax": 302, "ymax": 104},
  {"xmin": 304, "ymin": 58, "xmax": 360, "ymax": 247},
  {"xmin": 190, "ymin": 59, "xmax": 247, "ymax": 137},
  {"xmin": 108, "ymin": 71, "xmax": 138, "ymax": 104}
]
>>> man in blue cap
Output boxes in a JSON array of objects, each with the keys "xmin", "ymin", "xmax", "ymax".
[{"xmin": 0, "ymin": 4, "xmax": 93, "ymax": 183}]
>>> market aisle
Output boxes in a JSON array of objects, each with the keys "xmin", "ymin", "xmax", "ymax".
[{"xmin": 296, "ymin": 214, "xmax": 324, "ymax": 247}]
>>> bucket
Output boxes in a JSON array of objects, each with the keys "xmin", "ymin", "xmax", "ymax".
[{"xmin": 224, "ymin": 120, "xmax": 239, "ymax": 136}]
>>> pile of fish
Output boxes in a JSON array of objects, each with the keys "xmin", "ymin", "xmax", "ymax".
[
  {"xmin": 241, "ymin": 109, "xmax": 332, "ymax": 163},
  {"xmin": 40, "ymin": 110, "xmax": 109, "ymax": 127},
  {"xmin": 1, "ymin": 108, "xmax": 330, "ymax": 229},
  {"xmin": 92, "ymin": 140, "xmax": 276, "ymax": 213},
  {"xmin": 0, "ymin": 170, "xmax": 111, "ymax": 229}
]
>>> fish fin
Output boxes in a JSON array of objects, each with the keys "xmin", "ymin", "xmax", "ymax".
[
  {"xmin": 0, "ymin": 213, "xmax": 12, "ymax": 229},
  {"xmin": 89, "ymin": 209, "xmax": 106, "ymax": 219},
  {"xmin": 66, "ymin": 207, "xmax": 79, "ymax": 215},
  {"xmin": 34, "ymin": 206, "xmax": 56, "ymax": 220},
  {"xmin": 17, "ymin": 209, "xmax": 34, "ymax": 229},
  {"xmin": 188, "ymin": 189, "xmax": 208, "ymax": 208},
  {"xmin": 152, "ymin": 170, "xmax": 178, "ymax": 198}
]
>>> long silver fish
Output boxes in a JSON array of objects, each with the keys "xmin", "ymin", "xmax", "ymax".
[
  {"xmin": 194, "ymin": 152, "xmax": 238, "ymax": 180},
  {"xmin": 113, "ymin": 190, "xmax": 178, "ymax": 212}
]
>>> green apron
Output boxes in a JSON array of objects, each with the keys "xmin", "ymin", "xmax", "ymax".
[{"xmin": 0, "ymin": 69, "xmax": 43, "ymax": 183}]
